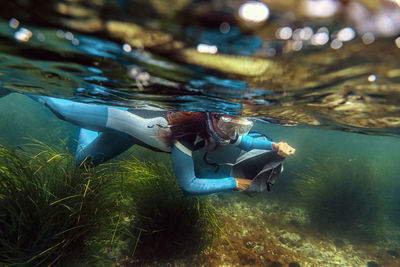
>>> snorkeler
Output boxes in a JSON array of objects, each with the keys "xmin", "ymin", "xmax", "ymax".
[{"xmin": 27, "ymin": 95, "xmax": 296, "ymax": 195}]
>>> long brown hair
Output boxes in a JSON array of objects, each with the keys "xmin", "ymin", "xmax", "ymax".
[{"xmin": 162, "ymin": 111, "xmax": 209, "ymax": 147}]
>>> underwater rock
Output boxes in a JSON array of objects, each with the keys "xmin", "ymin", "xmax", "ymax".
[
  {"xmin": 244, "ymin": 240, "xmax": 264, "ymax": 251},
  {"xmin": 289, "ymin": 262, "xmax": 301, "ymax": 267},
  {"xmin": 297, "ymin": 243, "xmax": 322, "ymax": 258},
  {"xmin": 245, "ymin": 241, "xmax": 255, "ymax": 249},
  {"xmin": 367, "ymin": 261, "xmax": 380, "ymax": 267},
  {"xmin": 278, "ymin": 230, "xmax": 302, "ymax": 247}
]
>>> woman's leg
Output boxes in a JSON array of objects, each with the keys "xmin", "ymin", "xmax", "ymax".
[
  {"xmin": 21, "ymin": 95, "xmax": 134, "ymax": 165},
  {"xmin": 76, "ymin": 128, "xmax": 134, "ymax": 166},
  {"xmin": 27, "ymin": 95, "xmax": 125, "ymax": 132},
  {"xmin": 27, "ymin": 95, "xmax": 170, "ymax": 153}
]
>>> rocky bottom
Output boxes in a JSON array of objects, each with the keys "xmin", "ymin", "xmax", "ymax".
[{"xmin": 118, "ymin": 194, "xmax": 400, "ymax": 267}]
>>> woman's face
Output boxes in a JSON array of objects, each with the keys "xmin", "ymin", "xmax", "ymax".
[{"xmin": 211, "ymin": 115, "xmax": 253, "ymax": 140}]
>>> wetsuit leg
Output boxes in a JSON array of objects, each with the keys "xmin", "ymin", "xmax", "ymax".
[
  {"xmin": 27, "ymin": 95, "xmax": 112, "ymax": 132},
  {"xmin": 26, "ymin": 95, "xmax": 170, "ymax": 152},
  {"xmin": 76, "ymin": 128, "xmax": 134, "ymax": 166}
]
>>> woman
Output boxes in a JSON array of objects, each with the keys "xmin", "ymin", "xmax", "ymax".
[{"xmin": 29, "ymin": 95, "xmax": 295, "ymax": 194}]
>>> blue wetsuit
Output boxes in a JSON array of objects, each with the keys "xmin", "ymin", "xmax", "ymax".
[
  {"xmin": 28, "ymin": 96, "xmax": 277, "ymax": 195},
  {"xmin": 171, "ymin": 133, "xmax": 273, "ymax": 194}
]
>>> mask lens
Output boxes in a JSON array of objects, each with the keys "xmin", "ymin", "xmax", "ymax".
[
  {"xmin": 217, "ymin": 116, "xmax": 253, "ymax": 138},
  {"xmin": 237, "ymin": 125, "xmax": 250, "ymax": 135},
  {"xmin": 226, "ymin": 127, "xmax": 238, "ymax": 139}
]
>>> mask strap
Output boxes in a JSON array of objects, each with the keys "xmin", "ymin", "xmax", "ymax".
[{"xmin": 206, "ymin": 112, "xmax": 230, "ymax": 144}]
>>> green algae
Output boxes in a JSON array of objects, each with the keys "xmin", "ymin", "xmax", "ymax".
[
  {"xmin": 0, "ymin": 139, "xmax": 220, "ymax": 265},
  {"xmin": 0, "ymin": 142, "xmax": 115, "ymax": 266},
  {"xmin": 386, "ymin": 179, "xmax": 400, "ymax": 227},
  {"xmin": 296, "ymin": 156, "xmax": 384, "ymax": 242},
  {"xmin": 104, "ymin": 154, "xmax": 222, "ymax": 263}
]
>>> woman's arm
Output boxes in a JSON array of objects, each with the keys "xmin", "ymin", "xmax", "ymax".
[
  {"xmin": 234, "ymin": 134, "xmax": 273, "ymax": 151},
  {"xmin": 171, "ymin": 142, "xmax": 237, "ymax": 195},
  {"xmin": 235, "ymin": 135, "xmax": 295, "ymax": 157}
]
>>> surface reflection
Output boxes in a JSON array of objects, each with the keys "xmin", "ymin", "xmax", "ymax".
[{"xmin": 0, "ymin": 0, "xmax": 400, "ymax": 135}]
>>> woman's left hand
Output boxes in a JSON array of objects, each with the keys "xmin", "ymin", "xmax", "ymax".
[
  {"xmin": 235, "ymin": 178, "xmax": 252, "ymax": 191},
  {"xmin": 272, "ymin": 142, "xmax": 296, "ymax": 157}
]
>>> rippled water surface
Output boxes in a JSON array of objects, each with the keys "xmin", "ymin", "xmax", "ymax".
[{"xmin": 1, "ymin": 14, "xmax": 400, "ymax": 135}]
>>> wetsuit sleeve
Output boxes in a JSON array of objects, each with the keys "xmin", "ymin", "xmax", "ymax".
[
  {"xmin": 171, "ymin": 142, "xmax": 237, "ymax": 195},
  {"xmin": 234, "ymin": 134, "xmax": 274, "ymax": 151}
]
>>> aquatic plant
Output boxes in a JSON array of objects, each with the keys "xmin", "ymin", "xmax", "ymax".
[
  {"xmin": 0, "ymin": 142, "xmax": 115, "ymax": 266},
  {"xmin": 0, "ymin": 138, "xmax": 221, "ymax": 265},
  {"xmin": 385, "ymin": 176, "xmax": 400, "ymax": 228},
  {"xmin": 296, "ymin": 156, "xmax": 383, "ymax": 242},
  {"xmin": 108, "ymin": 155, "xmax": 222, "ymax": 262}
]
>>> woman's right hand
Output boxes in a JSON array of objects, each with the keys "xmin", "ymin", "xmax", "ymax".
[
  {"xmin": 235, "ymin": 178, "xmax": 252, "ymax": 191},
  {"xmin": 272, "ymin": 142, "xmax": 296, "ymax": 157}
]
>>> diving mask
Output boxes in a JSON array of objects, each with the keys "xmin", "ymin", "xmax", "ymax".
[{"xmin": 216, "ymin": 115, "xmax": 254, "ymax": 139}]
